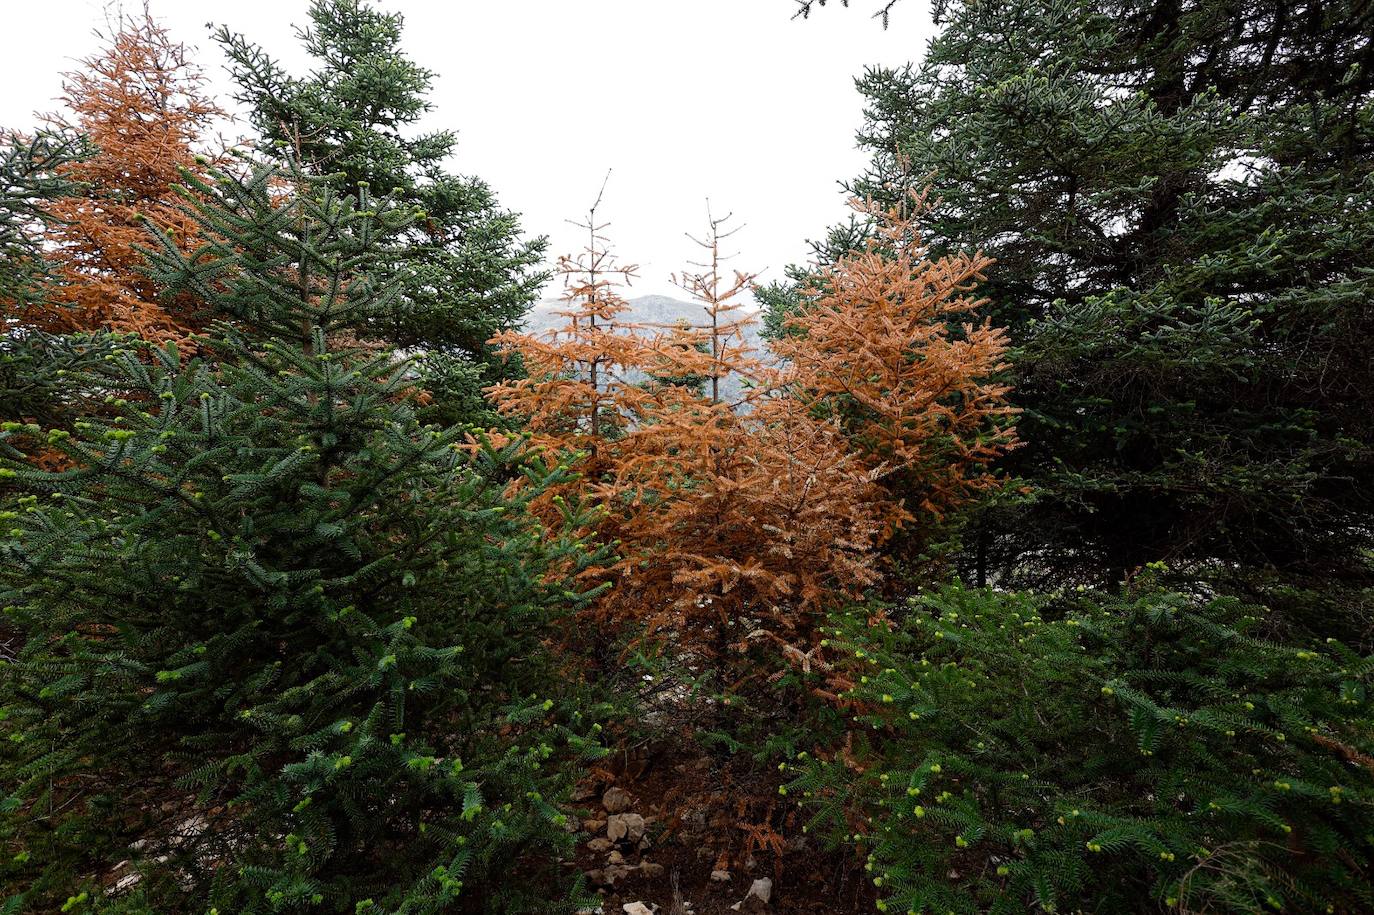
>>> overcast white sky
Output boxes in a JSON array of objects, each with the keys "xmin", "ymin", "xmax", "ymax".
[{"xmin": 0, "ymin": 0, "xmax": 930, "ymax": 295}]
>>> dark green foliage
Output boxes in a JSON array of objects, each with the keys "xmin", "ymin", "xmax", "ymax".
[
  {"xmin": 785, "ymin": 580, "xmax": 1374, "ymax": 913},
  {"xmin": 775, "ymin": 0, "xmax": 1374, "ymax": 591},
  {"xmin": 0, "ymin": 130, "xmax": 85, "ymax": 312},
  {"xmin": 216, "ymin": 0, "xmax": 549, "ymax": 423},
  {"xmin": 0, "ymin": 333, "xmax": 123, "ymax": 446},
  {"xmin": 0, "ymin": 131, "xmax": 108, "ymax": 454},
  {"xmin": 0, "ymin": 160, "xmax": 607, "ymax": 914}
]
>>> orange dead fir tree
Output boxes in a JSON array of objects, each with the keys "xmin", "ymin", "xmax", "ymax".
[
  {"xmin": 773, "ymin": 192, "xmax": 1020, "ymax": 533},
  {"xmin": 20, "ymin": 11, "xmax": 221, "ymax": 342},
  {"xmin": 488, "ymin": 180, "xmax": 655, "ymax": 479},
  {"xmin": 610, "ymin": 392, "xmax": 890, "ymax": 664},
  {"xmin": 489, "ymin": 194, "xmax": 1016, "ymax": 673},
  {"xmin": 599, "ymin": 211, "xmax": 887, "ymax": 662},
  {"xmin": 664, "ymin": 205, "xmax": 765, "ymax": 407}
]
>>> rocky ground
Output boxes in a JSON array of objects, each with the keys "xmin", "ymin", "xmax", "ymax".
[{"xmin": 563, "ymin": 742, "xmax": 876, "ymax": 915}]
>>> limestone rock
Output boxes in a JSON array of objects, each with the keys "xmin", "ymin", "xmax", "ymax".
[
  {"xmin": 730, "ymin": 876, "xmax": 773, "ymax": 912},
  {"xmin": 586, "ymin": 864, "xmax": 634, "ymax": 886},
  {"xmin": 602, "ymin": 786, "xmax": 633, "ymax": 813},
  {"xmin": 606, "ymin": 812, "xmax": 646, "ymax": 843}
]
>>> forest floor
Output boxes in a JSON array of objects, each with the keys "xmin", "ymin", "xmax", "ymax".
[{"xmin": 565, "ymin": 737, "xmax": 876, "ymax": 915}]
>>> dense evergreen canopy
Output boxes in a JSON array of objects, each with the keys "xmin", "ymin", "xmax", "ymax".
[
  {"xmin": 767, "ymin": 0, "xmax": 1374, "ymax": 602},
  {"xmin": 0, "ymin": 159, "xmax": 605, "ymax": 913},
  {"xmin": 217, "ymin": 0, "xmax": 548, "ymax": 422}
]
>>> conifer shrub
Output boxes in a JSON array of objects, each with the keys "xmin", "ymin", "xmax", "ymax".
[
  {"xmin": 784, "ymin": 578, "xmax": 1374, "ymax": 914},
  {"xmin": 0, "ymin": 161, "xmax": 609, "ymax": 914}
]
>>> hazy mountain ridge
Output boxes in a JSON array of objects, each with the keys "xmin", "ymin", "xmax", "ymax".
[
  {"xmin": 520, "ymin": 294, "xmax": 769, "ymax": 404},
  {"xmin": 521, "ymin": 293, "xmax": 765, "ymax": 344}
]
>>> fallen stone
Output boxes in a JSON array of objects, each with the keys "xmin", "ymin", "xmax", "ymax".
[
  {"xmin": 586, "ymin": 864, "xmax": 635, "ymax": 886},
  {"xmin": 584, "ymin": 817, "xmax": 607, "ymax": 833},
  {"xmin": 639, "ymin": 860, "xmax": 665, "ymax": 878},
  {"xmin": 602, "ymin": 786, "xmax": 633, "ymax": 813},
  {"xmin": 587, "ymin": 837, "xmax": 613, "ymax": 853},
  {"xmin": 607, "ymin": 850, "xmax": 626, "ymax": 865},
  {"xmin": 606, "ymin": 812, "xmax": 646, "ymax": 843},
  {"xmin": 710, "ymin": 868, "xmax": 731, "ymax": 882},
  {"xmin": 623, "ymin": 903, "xmax": 655, "ymax": 915},
  {"xmin": 730, "ymin": 876, "xmax": 773, "ymax": 912}
]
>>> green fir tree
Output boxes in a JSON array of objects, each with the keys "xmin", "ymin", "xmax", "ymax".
[
  {"xmin": 216, "ymin": 0, "xmax": 549, "ymax": 425},
  {"xmin": 770, "ymin": 0, "xmax": 1374, "ymax": 602},
  {"xmin": 787, "ymin": 577, "xmax": 1374, "ymax": 914},
  {"xmin": 0, "ymin": 158, "xmax": 607, "ymax": 914},
  {"xmin": 0, "ymin": 129, "xmax": 125, "ymax": 487}
]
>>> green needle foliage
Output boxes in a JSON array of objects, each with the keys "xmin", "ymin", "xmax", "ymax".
[
  {"xmin": 785, "ymin": 578, "xmax": 1374, "ymax": 913},
  {"xmin": 0, "ymin": 159, "xmax": 608, "ymax": 914},
  {"xmin": 0, "ymin": 131, "xmax": 99, "ymax": 432},
  {"xmin": 770, "ymin": 0, "xmax": 1374, "ymax": 594},
  {"xmin": 0, "ymin": 130, "xmax": 86, "ymax": 313},
  {"xmin": 216, "ymin": 0, "xmax": 549, "ymax": 425}
]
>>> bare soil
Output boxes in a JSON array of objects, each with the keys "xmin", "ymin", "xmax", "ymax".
[{"xmin": 566, "ymin": 738, "xmax": 876, "ymax": 914}]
